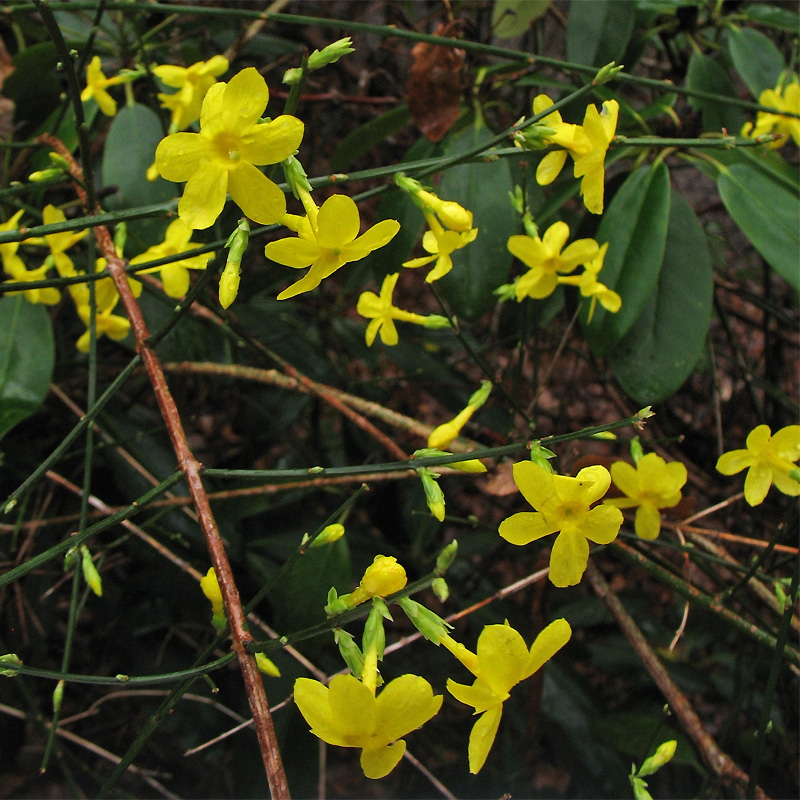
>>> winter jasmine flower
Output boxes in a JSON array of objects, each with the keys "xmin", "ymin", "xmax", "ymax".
[
  {"xmin": 742, "ymin": 79, "xmax": 800, "ymax": 148},
  {"xmin": 573, "ymin": 99, "xmax": 619, "ymax": 214},
  {"xmin": 154, "ymin": 55, "xmax": 229, "ymax": 131},
  {"xmin": 403, "ymin": 211, "xmax": 478, "ymax": 282},
  {"xmin": 81, "ymin": 55, "xmax": 127, "ymax": 116},
  {"xmin": 129, "ymin": 218, "xmax": 212, "ymax": 297},
  {"xmin": 717, "ymin": 424, "xmax": 800, "ymax": 505},
  {"xmin": 267, "ymin": 194, "xmax": 399, "ymax": 300},
  {"xmin": 499, "ymin": 461, "xmax": 622, "ymax": 587},
  {"xmin": 557, "ymin": 242, "xmax": 620, "ymax": 321},
  {"xmin": 605, "ymin": 453, "xmax": 688, "ymax": 539},
  {"xmin": 441, "ymin": 619, "xmax": 571, "ymax": 773},
  {"xmin": 507, "ymin": 221, "xmax": 599, "ymax": 301},
  {"xmin": 155, "ymin": 68, "xmax": 304, "ymax": 229}
]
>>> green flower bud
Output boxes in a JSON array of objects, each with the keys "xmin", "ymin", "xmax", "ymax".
[
  {"xmin": 282, "ymin": 67, "xmax": 303, "ymax": 85},
  {"xmin": 419, "ymin": 468, "xmax": 445, "ymax": 521},
  {"xmin": 638, "ymin": 739, "xmax": 677, "ymax": 777},
  {"xmin": 81, "ymin": 546, "xmax": 103, "ymax": 597},
  {"xmin": 307, "ymin": 38, "xmax": 355, "ymax": 71},
  {"xmin": 529, "ymin": 442, "xmax": 557, "ymax": 472},
  {"xmin": 363, "ymin": 598, "xmax": 389, "ymax": 661},
  {"xmin": 435, "ymin": 540, "xmax": 458, "ymax": 574},
  {"xmin": 53, "ymin": 679, "xmax": 64, "ymax": 713},
  {"xmin": 282, "ymin": 155, "xmax": 313, "ymax": 199},
  {"xmin": 593, "ymin": 61, "xmax": 624, "ymax": 86},
  {"xmin": 422, "ymin": 314, "xmax": 452, "ymax": 330},
  {"xmin": 310, "ymin": 523, "xmax": 345, "ymax": 548},
  {"xmin": 335, "ymin": 628, "xmax": 364, "ymax": 677},
  {"xmin": 398, "ymin": 597, "xmax": 452, "ymax": 643},
  {"xmin": 431, "ymin": 577, "xmax": 449, "ymax": 603},
  {"xmin": 630, "ymin": 436, "xmax": 644, "ymax": 465}
]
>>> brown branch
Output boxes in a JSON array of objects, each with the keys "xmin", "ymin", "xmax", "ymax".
[
  {"xmin": 39, "ymin": 135, "xmax": 289, "ymax": 799},
  {"xmin": 585, "ymin": 560, "xmax": 768, "ymax": 799}
]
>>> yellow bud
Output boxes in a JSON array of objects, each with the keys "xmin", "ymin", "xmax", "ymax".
[
  {"xmin": 310, "ymin": 523, "xmax": 345, "ymax": 548},
  {"xmin": 219, "ymin": 265, "xmax": 241, "ymax": 309},
  {"xmin": 200, "ymin": 567, "xmax": 224, "ymax": 617},
  {"xmin": 359, "ymin": 555, "xmax": 407, "ymax": 598},
  {"xmin": 448, "ymin": 458, "xmax": 487, "ymax": 473},
  {"xmin": 428, "ymin": 405, "xmax": 475, "ymax": 450},
  {"xmin": 81, "ymin": 546, "xmax": 103, "ymax": 597},
  {"xmin": 255, "ymin": 652, "xmax": 281, "ymax": 677},
  {"xmin": 416, "ymin": 188, "xmax": 473, "ymax": 232}
]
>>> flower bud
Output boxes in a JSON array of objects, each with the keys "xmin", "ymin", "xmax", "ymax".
[
  {"xmin": 81, "ymin": 545, "xmax": 103, "ymax": 597},
  {"xmin": 53, "ymin": 679, "xmax": 64, "ymax": 713},
  {"xmin": 282, "ymin": 67, "xmax": 303, "ymax": 85},
  {"xmin": 200, "ymin": 567, "xmax": 226, "ymax": 630},
  {"xmin": 255, "ymin": 652, "xmax": 281, "ymax": 677},
  {"xmin": 593, "ymin": 61, "xmax": 624, "ymax": 86},
  {"xmin": 435, "ymin": 540, "xmax": 458, "ymax": 574},
  {"xmin": 422, "ymin": 314, "xmax": 452, "ymax": 330},
  {"xmin": 630, "ymin": 437, "xmax": 644, "ymax": 465},
  {"xmin": 431, "ymin": 577, "xmax": 449, "ymax": 602},
  {"xmin": 335, "ymin": 628, "xmax": 365, "ymax": 677},
  {"xmin": 415, "ymin": 188, "xmax": 473, "ymax": 231},
  {"xmin": 0, "ymin": 654, "xmax": 21, "ymax": 677},
  {"xmin": 638, "ymin": 739, "xmax": 677, "ymax": 777},
  {"xmin": 419, "ymin": 468, "xmax": 445, "ymax": 521},
  {"xmin": 360, "ymin": 555, "xmax": 407, "ymax": 597},
  {"xmin": 398, "ymin": 597, "xmax": 452, "ymax": 642},
  {"xmin": 310, "ymin": 523, "xmax": 345, "ymax": 548},
  {"xmin": 307, "ymin": 38, "xmax": 355, "ymax": 71}
]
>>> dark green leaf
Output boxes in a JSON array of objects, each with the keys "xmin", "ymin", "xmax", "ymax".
[
  {"xmin": 436, "ymin": 122, "xmax": 515, "ymax": 321},
  {"xmin": 718, "ymin": 163, "xmax": 800, "ymax": 289},
  {"xmin": 743, "ymin": 4, "xmax": 800, "ymax": 33},
  {"xmin": 584, "ymin": 163, "xmax": 671, "ymax": 356},
  {"xmin": 491, "ymin": 0, "xmax": 551, "ymax": 38},
  {"xmin": 4, "ymin": 43, "xmax": 61, "ymax": 134},
  {"xmin": 0, "ymin": 296, "xmax": 55, "ymax": 440},
  {"xmin": 566, "ymin": 0, "xmax": 634, "ymax": 68},
  {"xmin": 685, "ymin": 52, "xmax": 747, "ymax": 134},
  {"xmin": 609, "ymin": 192, "xmax": 713, "ymax": 404},
  {"xmin": 727, "ymin": 27, "xmax": 784, "ymax": 97}
]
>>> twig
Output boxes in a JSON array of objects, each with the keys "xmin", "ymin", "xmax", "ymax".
[
  {"xmin": 40, "ymin": 134, "xmax": 289, "ymax": 799},
  {"xmin": 585, "ymin": 560, "xmax": 768, "ymax": 799}
]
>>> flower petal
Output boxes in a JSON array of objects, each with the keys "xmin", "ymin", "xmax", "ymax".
[
  {"xmin": 361, "ymin": 741, "xmax": 406, "ymax": 779},
  {"xmin": 178, "ymin": 162, "xmax": 228, "ymax": 230},
  {"xmin": 498, "ymin": 511, "xmax": 557, "ymax": 546},
  {"xmin": 542, "ymin": 221, "xmax": 570, "ymax": 254},
  {"xmin": 347, "ymin": 220, "xmax": 401, "ymax": 258},
  {"xmin": 156, "ymin": 132, "xmax": 212, "ymax": 182},
  {"xmin": 512, "ymin": 461, "xmax": 556, "ymax": 510},
  {"xmin": 265, "ymin": 237, "xmax": 321, "ymax": 269},
  {"xmin": 468, "ymin": 705, "xmax": 503, "ymax": 774},
  {"xmin": 240, "ymin": 115, "xmax": 305, "ymax": 165},
  {"xmin": 221, "ymin": 67, "xmax": 269, "ymax": 133},
  {"xmin": 524, "ymin": 618, "xmax": 571, "ymax": 678},
  {"xmin": 581, "ymin": 505, "xmax": 622, "ymax": 544},
  {"xmin": 549, "ymin": 528, "xmax": 589, "ymax": 587},
  {"xmin": 227, "ymin": 162, "xmax": 286, "ymax": 224},
  {"xmin": 743, "ymin": 463, "xmax": 772, "ymax": 506},
  {"xmin": 317, "ymin": 195, "xmax": 360, "ymax": 247},
  {"xmin": 772, "ymin": 468, "xmax": 800, "ymax": 497},
  {"xmin": 716, "ymin": 449, "xmax": 752, "ymax": 476},
  {"xmin": 374, "ymin": 675, "xmax": 442, "ymax": 745},
  {"xmin": 611, "ymin": 460, "xmax": 640, "ymax": 499},
  {"xmin": 378, "ymin": 317, "xmax": 398, "ymax": 345},
  {"xmin": 634, "ymin": 503, "xmax": 661, "ymax": 539},
  {"xmin": 536, "ymin": 150, "xmax": 568, "ymax": 185},
  {"xmin": 475, "ymin": 625, "xmax": 529, "ymax": 695},
  {"xmin": 771, "ymin": 425, "xmax": 800, "ymax": 461}
]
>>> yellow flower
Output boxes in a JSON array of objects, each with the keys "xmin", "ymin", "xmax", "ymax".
[
  {"xmin": 716, "ymin": 424, "xmax": 800, "ymax": 506},
  {"xmin": 403, "ymin": 212, "xmax": 477, "ymax": 282},
  {"xmin": 3, "ymin": 263, "xmax": 61, "ymax": 305},
  {"xmin": 604, "ymin": 453, "xmax": 688, "ymax": 539},
  {"xmin": 742, "ymin": 79, "xmax": 800, "ymax": 148},
  {"xmin": 75, "ymin": 303, "xmax": 130, "ymax": 352},
  {"xmin": 154, "ymin": 55, "xmax": 229, "ymax": 131},
  {"xmin": 441, "ymin": 619, "xmax": 571, "ymax": 773},
  {"xmin": 294, "ymin": 673, "xmax": 442, "ymax": 779},
  {"xmin": 42, "ymin": 204, "xmax": 89, "ymax": 280},
  {"xmin": 129, "ymin": 218, "xmax": 212, "ymax": 297},
  {"xmin": 356, "ymin": 272, "xmax": 436, "ymax": 346},
  {"xmin": 267, "ymin": 194, "xmax": 400, "ymax": 300},
  {"xmin": 507, "ymin": 221, "xmax": 599, "ymax": 301},
  {"xmin": 80, "ymin": 55, "xmax": 127, "ymax": 116},
  {"xmin": 0, "ymin": 210, "xmax": 28, "ymax": 277},
  {"xmin": 573, "ymin": 99, "xmax": 619, "ymax": 214},
  {"xmin": 200, "ymin": 567, "xmax": 226, "ymax": 630},
  {"xmin": 531, "ymin": 94, "xmax": 591, "ymax": 186},
  {"xmin": 499, "ymin": 462, "xmax": 622, "ymax": 587},
  {"xmin": 557, "ymin": 242, "xmax": 620, "ymax": 321},
  {"xmin": 155, "ymin": 68, "xmax": 304, "ymax": 230}
]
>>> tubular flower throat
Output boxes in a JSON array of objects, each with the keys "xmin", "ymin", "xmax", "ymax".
[
  {"xmin": 498, "ymin": 461, "xmax": 622, "ymax": 587},
  {"xmin": 441, "ymin": 619, "xmax": 572, "ymax": 774},
  {"xmin": 267, "ymin": 194, "xmax": 400, "ymax": 300},
  {"xmin": 507, "ymin": 221, "xmax": 599, "ymax": 301},
  {"xmin": 742, "ymin": 79, "xmax": 800, "ymax": 148},
  {"xmin": 716, "ymin": 424, "xmax": 800, "ymax": 506},
  {"xmin": 155, "ymin": 67, "xmax": 304, "ymax": 230},
  {"xmin": 356, "ymin": 272, "xmax": 432, "ymax": 346},
  {"xmin": 402, "ymin": 212, "xmax": 478, "ymax": 282},
  {"xmin": 294, "ymin": 673, "xmax": 443, "ymax": 779},
  {"xmin": 605, "ymin": 453, "xmax": 688, "ymax": 540},
  {"xmin": 154, "ymin": 55, "xmax": 229, "ymax": 131},
  {"xmin": 129, "ymin": 218, "xmax": 212, "ymax": 297}
]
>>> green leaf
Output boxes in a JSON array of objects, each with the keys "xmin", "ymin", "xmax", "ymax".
[
  {"xmin": 609, "ymin": 192, "xmax": 713, "ymax": 404},
  {"xmin": 436, "ymin": 122, "xmax": 515, "ymax": 321},
  {"xmin": 727, "ymin": 27, "xmax": 784, "ymax": 98},
  {"xmin": 718, "ymin": 163, "xmax": 800, "ymax": 289},
  {"xmin": 331, "ymin": 106, "xmax": 410, "ymax": 172},
  {"xmin": 4, "ymin": 43, "xmax": 61, "ymax": 135},
  {"xmin": 101, "ymin": 103, "xmax": 175, "ymax": 243},
  {"xmin": 491, "ymin": 0, "xmax": 551, "ymax": 38},
  {"xmin": 584, "ymin": 163, "xmax": 671, "ymax": 356},
  {"xmin": 743, "ymin": 4, "xmax": 800, "ymax": 34},
  {"xmin": 566, "ymin": 0, "xmax": 635, "ymax": 68},
  {"xmin": 0, "ymin": 296, "xmax": 55, "ymax": 440},
  {"xmin": 685, "ymin": 52, "xmax": 747, "ymax": 134}
]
